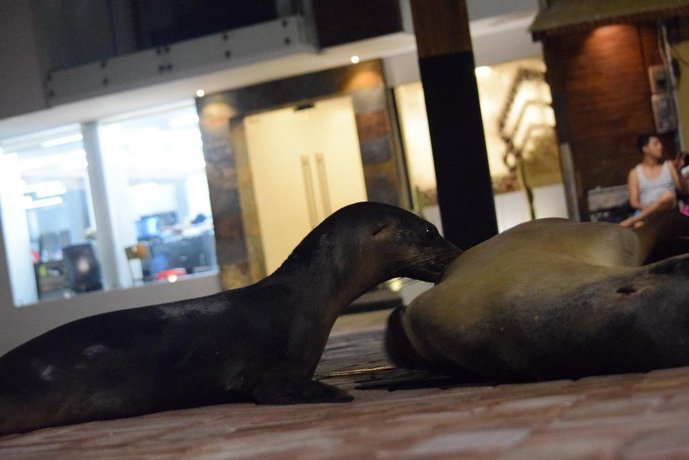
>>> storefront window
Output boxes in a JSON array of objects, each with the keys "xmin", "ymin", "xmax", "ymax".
[
  {"xmin": 394, "ymin": 82, "xmax": 441, "ymax": 230},
  {"xmin": 98, "ymin": 102, "xmax": 217, "ymax": 287},
  {"xmin": 0, "ymin": 101, "xmax": 218, "ymax": 306},
  {"xmin": 0, "ymin": 125, "xmax": 100, "ymax": 305},
  {"xmin": 395, "ymin": 57, "xmax": 567, "ymax": 232}
]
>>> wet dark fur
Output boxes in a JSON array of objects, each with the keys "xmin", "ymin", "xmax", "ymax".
[{"xmin": 0, "ymin": 202, "xmax": 460, "ymax": 435}]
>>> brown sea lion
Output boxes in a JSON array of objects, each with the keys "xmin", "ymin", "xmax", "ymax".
[
  {"xmin": 0, "ymin": 202, "xmax": 459, "ymax": 436},
  {"xmin": 386, "ymin": 211, "xmax": 689, "ymax": 382}
]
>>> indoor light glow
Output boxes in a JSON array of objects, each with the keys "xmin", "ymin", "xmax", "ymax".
[
  {"xmin": 24, "ymin": 180, "xmax": 67, "ymax": 198},
  {"xmin": 475, "ymin": 66, "xmax": 492, "ymax": 79},
  {"xmin": 18, "ymin": 150, "xmax": 87, "ymax": 174},
  {"xmin": 196, "ymin": 89, "xmax": 205, "ymax": 97},
  {"xmin": 168, "ymin": 113, "xmax": 200, "ymax": 129},
  {"xmin": 388, "ymin": 278, "xmax": 404, "ymax": 292},
  {"xmin": 350, "ymin": 55, "xmax": 360, "ymax": 64},
  {"xmin": 23, "ymin": 196, "xmax": 64, "ymax": 210},
  {"xmin": 128, "ymin": 181, "xmax": 160, "ymax": 195},
  {"xmin": 40, "ymin": 133, "xmax": 83, "ymax": 148}
]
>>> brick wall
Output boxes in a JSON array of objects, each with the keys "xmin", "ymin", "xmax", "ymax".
[{"xmin": 543, "ymin": 22, "xmax": 674, "ymax": 220}]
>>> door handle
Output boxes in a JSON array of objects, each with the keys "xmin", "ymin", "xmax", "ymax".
[
  {"xmin": 300, "ymin": 155, "xmax": 319, "ymax": 228},
  {"xmin": 315, "ymin": 152, "xmax": 332, "ymax": 216}
]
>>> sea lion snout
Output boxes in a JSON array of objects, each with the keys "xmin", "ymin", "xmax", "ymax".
[
  {"xmin": 389, "ymin": 223, "xmax": 461, "ymax": 283},
  {"xmin": 402, "ymin": 245, "xmax": 461, "ymax": 283}
]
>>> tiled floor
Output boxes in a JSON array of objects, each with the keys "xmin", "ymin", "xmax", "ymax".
[{"xmin": 2, "ymin": 309, "xmax": 689, "ymax": 459}]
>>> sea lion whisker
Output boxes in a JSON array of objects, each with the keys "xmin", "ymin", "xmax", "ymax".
[
  {"xmin": 616, "ymin": 285, "xmax": 637, "ymax": 295},
  {"xmin": 394, "ymin": 252, "xmax": 455, "ymax": 278}
]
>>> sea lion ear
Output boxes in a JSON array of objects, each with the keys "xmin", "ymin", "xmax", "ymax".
[{"xmin": 371, "ymin": 223, "xmax": 390, "ymax": 236}]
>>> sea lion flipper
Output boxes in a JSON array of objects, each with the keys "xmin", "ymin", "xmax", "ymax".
[
  {"xmin": 385, "ymin": 305, "xmax": 434, "ymax": 371},
  {"xmin": 252, "ymin": 375, "xmax": 353, "ymax": 404}
]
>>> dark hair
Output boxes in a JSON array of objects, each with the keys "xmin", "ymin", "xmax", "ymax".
[{"xmin": 636, "ymin": 133, "xmax": 658, "ymax": 153}]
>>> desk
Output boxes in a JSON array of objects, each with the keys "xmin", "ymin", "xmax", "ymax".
[
  {"xmin": 144, "ymin": 231, "xmax": 216, "ymax": 280},
  {"xmin": 34, "ymin": 260, "xmax": 66, "ymax": 300}
]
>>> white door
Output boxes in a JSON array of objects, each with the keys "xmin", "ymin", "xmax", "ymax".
[{"xmin": 244, "ymin": 96, "xmax": 368, "ymax": 274}]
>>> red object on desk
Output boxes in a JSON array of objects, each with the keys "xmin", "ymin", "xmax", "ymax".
[{"xmin": 155, "ymin": 268, "xmax": 186, "ymax": 282}]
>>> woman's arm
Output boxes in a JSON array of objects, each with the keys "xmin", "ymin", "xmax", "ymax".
[
  {"xmin": 628, "ymin": 168, "xmax": 641, "ymax": 210},
  {"xmin": 668, "ymin": 160, "xmax": 688, "ymax": 195}
]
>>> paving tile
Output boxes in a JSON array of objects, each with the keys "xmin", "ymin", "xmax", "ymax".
[
  {"xmin": 0, "ymin": 442, "xmax": 69, "ymax": 460},
  {"xmin": 620, "ymin": 425, "xmax": 689, "ymax": 459},
  {"xmin": 499, "ymin": 430, "xmax": 624, "ymax": 460},
  {"xmin": 634, "ymin": 368, "xmax": 689, "ymax": 392},
  {"xmin": 406, "ymin": 428, "xmax": 531, "ymax": 456},
  {"xmin": 548, "ymin": 409, "xmax": 688, "ymax": 432},
  {"xmin": 659, "ymin": 391, "xmax": 689, "ymax": 412},
  {"xmin": 488, "ymin": 394, "xmax": 582, "ymax": 416}
]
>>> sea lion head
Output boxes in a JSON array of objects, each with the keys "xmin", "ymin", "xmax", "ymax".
[
  {"xmin": 278, "ymin": 202, "xmax": 460, "ymax": 291},
  {"xmin": 327, "ymin": 202, "xmax": 461, "ymax": 284}
]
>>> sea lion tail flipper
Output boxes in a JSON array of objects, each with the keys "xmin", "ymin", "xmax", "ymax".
[{"xmin": 252, "ymin": 375, "xmax": 353, "ymax": 405}]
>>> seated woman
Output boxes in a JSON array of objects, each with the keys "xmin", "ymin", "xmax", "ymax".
[{"xmin": 620, "ymin": 133, "xmax": 687, "ymax": 227}]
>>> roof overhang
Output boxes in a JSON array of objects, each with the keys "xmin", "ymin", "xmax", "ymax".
[{"xmin": 530, "ymin": 0, "xmax": 689, "ymax": 40}]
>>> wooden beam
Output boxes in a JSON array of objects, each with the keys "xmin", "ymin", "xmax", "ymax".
[
  {"xmin": 410, "ymin": 0, "xmax": 498, "ymax": 249},
  {"xmin": 410, "ymin": 0, "xmax": 471, "ymax": 57}
]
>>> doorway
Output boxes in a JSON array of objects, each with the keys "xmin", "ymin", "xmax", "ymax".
[{"xmin": 244, "ymin": 96, "xmax": 368, "ymax": 274}]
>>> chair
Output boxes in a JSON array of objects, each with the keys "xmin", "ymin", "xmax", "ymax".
[
  {"xmin": 125, "ymin": 242, "xmax": 151, "ymax": 284},
  {"xmin": 62, "ymin": 243, "xmax": 103, "ymax": 293}
]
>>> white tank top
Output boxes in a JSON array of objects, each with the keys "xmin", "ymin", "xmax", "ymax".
[{"xmin": 636, "ymin": 161, "xmax": 675, "ymax": 208}]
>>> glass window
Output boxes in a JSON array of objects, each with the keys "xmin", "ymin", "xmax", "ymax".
[
  {"xmin": 0, "ymin": 125, "xmax": 101, "ymax": 305},
  {"xmin": 394, "ymin": 57, "xmax": 567, "ymax": 233},
  {"xmin": 98, "ymin": 101, "xmax": 217, "ymax": 287}
]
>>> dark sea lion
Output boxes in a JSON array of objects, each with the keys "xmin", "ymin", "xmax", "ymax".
[
  {"xmin": 386, "ymin": 211, "xmax": 689, "ymax": 383},
  {"xmin": 0, "ymin": 202, "xmax": 459, "ymax": 436}
]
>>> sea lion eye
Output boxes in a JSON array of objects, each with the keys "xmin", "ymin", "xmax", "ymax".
[{"xmin": 423, "ymin": 225, "xmax": 439, "ymax": 240}]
